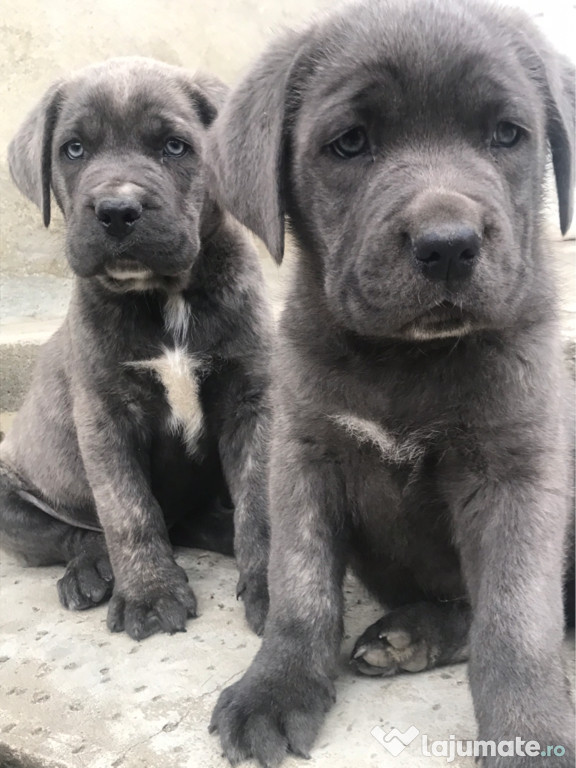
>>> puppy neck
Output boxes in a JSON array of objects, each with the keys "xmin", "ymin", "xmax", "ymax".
[{"xmin": 163, "ymin": 293, "xmax": 191, "ymax": 345}]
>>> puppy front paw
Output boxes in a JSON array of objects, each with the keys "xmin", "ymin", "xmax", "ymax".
[
  {"xmin": 210, "ymin": 665, "xmax": 335, "ymax": 767},
  {"xmin": 236, "ymin": 571, "xmax": 269, "ymax": 636},
  {"xmin": 107, "ymin": 565, "xmax": 196, "ymax": 640}
]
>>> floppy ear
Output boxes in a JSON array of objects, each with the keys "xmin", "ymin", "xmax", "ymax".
[
  {"xmin": 184, "ymin": 72, "xmax": 230, "ymax": 128},
  {"xmin": 209, "ymin": 30, "xmax": 310, "ymax": 263},
  {"xmin": 509, "ymin": 13, "xmax": 574, "ymax": 235},
  {"xmin": 546, "ymin": 54, "xmax": 574, "ymax": 235},
  {"xmin": 7, "ymin": 82, "xmax": 63, "ymax": 228}
]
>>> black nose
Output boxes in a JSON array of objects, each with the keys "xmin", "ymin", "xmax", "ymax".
[
  {"xmin": 412, "ymin": 226, "xmax": 480, "ymax": 282},
  {"xmin": 95, "ymin": 198, "xmax": 142, "ymax": 239}
]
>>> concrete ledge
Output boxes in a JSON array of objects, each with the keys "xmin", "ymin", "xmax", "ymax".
[{"xmin": 0, "ymin": 275, "xmax": 72, "ymax": 412}]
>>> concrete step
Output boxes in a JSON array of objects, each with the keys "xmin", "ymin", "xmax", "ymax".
[{"xmin": 0, "ymin": 276, "xmax": 73, "ymax": 412}]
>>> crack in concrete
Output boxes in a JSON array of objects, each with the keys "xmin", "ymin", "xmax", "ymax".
[{"xmin": 108, "ymin": 667, "xmax": 246, "ymax": 766}]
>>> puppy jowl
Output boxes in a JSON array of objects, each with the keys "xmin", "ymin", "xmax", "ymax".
[
  {"xmin": 209, "ymin": 0, "xmax": 575, "ymax": 766},
  {"xmin": 0, "ymin": 57, "xmax": 272, "ymax": 642}
]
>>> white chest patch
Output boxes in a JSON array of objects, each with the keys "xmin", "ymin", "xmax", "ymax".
[
  {"xmin": 130, "ymin": 348, "xmax": 204, "ymax": 455},
  {"xmin": 164, "ymin": 294, "xmax": 192, "ymax": 345},
  {"xmin": 329, "ymin": 413, "xmax": 424, "ymax": 464}
]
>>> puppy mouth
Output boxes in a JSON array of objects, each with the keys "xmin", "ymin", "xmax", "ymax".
[
  {"xmin": 402, "ymin": 301, "xmax": 475, "ymax": 340},
  {"xmin": 105, "ymin": 259, "xmax": 154, "ymax": 281},
  {"xmin": 100, "ymin": 259, "xmax": 191, "ymax": 293}
]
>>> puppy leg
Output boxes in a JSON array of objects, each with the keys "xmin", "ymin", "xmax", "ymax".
[
  {"xmin": 210, "ymin": 424, "xmax": 347, "ymax": 767},
  {"xmin": 444, "ymin": 445, "xmax": 575, "ymax": 767},
  {"xmin": 218, "ymin": 377, "xmax": 271, "ymax": 635},
  {"xmin": 351, "ymin": 601, "xmax": 470, "ymax": 676},
  {"xmin": 0, "ymin": 470, "xmax": 77, "ymax": 566},
  {"xmin": 0, "ymin": 465, "xmax": 112, "ymax": 609},
  {"xmin": 74, "ymin": 390, "xmax": 196, "ymax": 641}
]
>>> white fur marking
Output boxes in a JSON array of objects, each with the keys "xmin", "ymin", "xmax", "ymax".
[
  {"xmin": 129, "ymin": 349, "xmax": 204, "ymax": 455},
  {"xmin": 330, "ymin": 413, "xmax": 424, "ymax": 464},
  {"xmin": 106, "ymin": 266, "xmax": 154, "ymax": 281},
  {"xmin": 115, "ymin": 182, "xmax": 141, "ymax": 198},
  {"xmin": 164, "ymin": 294, "xmax": 191, "ymax": 345},
  {"xmin": 407, "ymin": 323, "xmax": 472, "ymax": 341}
]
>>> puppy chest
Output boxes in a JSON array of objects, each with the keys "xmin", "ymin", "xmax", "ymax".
[
  {"xmin": 329, "ymin": 413, "xmax": 426, "ymax": 465},
  {"xmin": 130, "ymin": 348, "xmax": 206, "ymax": 455}
]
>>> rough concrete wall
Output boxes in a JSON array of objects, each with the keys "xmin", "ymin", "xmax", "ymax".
[
  {"xmin": 0, "ymin": 0, "xmax": 573, "ymax": 279},
  {"xmin": 0, "ymin": 0, "xmax": 331, "ymax": 277}
]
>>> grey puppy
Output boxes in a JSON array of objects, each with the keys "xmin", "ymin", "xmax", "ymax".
[
  {"xmin": 208, "ymin": 1, "xmax": 575, "ymax": 766},
  {"xmin": 0, "ymin": 57, "xmax": 270, "ymax": 641}
]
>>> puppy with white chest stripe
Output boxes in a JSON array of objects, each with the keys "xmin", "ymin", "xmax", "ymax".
[{"xmin": 0, "ymin": 57, "xmax": 272, "ymax": 641}]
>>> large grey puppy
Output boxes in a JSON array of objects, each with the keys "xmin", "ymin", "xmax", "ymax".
[
  {"xmin": 0, "ymin": 58, "xmax": 270, "ymax": 641},
  {"xmin": 208, "ymin": 1, "xmax": 575, "ymax": 766}
]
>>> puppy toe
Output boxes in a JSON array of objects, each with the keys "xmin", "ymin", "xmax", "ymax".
[
  {"xmin": 153, "ymin": 595, "xmax": 190, "ymax": 635},
  {"xmin": 124, "ymin": 602, "xmax": 162, "ymax": 641},
  {"xmin": 238, "ymin": 577, "xmax": 269, "ymax": 636},
  {"xmin": 106, "ymin": 594, "xmax": 126, "ymax": 633},
  {"xmin": 352, "ymin": 612, "xmax": 429, "ymax": 675},
  {"xmin": 77, "ymin": 561, "xmax": 113, "ymax": 604},
  {"xmin": 351, "ymin": 641, "xmax": 399, "ymax": 676},
  {"xmin": 212, "ymin": 697, "xmax": 252, "ymax": 764},
  {"xmin": 57, "ymin": 571, "xmax": 91, "ymax": 611},
  {"xmin": 283, "ymin": 709, "xmax": 320, "ymax": 759},
  {"xmin": 209, "ymin": 685, "xmax": 237, "ymax": 732},
  {"xmin": 96, "ymin": 556, "xmax": 114, "ymax": 583},
  {"xmin": 248, "ymin": 714, "xmax": 288, "ymax": 768},
  {"xmin": 177, "ymin": 583, "xmax": 198, "ymax": 618},
  {"xmin": 57, "ymin": 554, "xmax": 113, "ymax": 610}
]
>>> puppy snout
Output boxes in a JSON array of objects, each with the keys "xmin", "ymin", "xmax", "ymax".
[
  {"xmin": 412, "ymin": 225, "xmax": 480, "ymax": 282},
  {"xmin": 95, "ymin": 197, "xmax": 142, "ymax": 239}
]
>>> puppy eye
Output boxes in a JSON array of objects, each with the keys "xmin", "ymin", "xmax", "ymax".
[
  {"xmin": 330, "ymin": 127, "xmax": 369, "ymax": 159},
  {"xmin": 163, "ymin": 138, "xmax": 188, "ymax": 157},
  {"xmin": 64, "ymin": 141, "xmax": 85, "ymax": 160},
  {"xmin": 491, "ymin": 122, "xmax": 523, "ymax": 148}
]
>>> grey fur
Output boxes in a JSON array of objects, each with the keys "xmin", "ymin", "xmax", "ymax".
[
  {"xmin": 0, "ymin": 57, "xmax": 271, "ymax": 640},
  {"xmin": 208, "ymin": 2, "xmax": 575, "ymax": 766}
]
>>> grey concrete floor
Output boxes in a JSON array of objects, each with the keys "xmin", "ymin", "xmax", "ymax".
[{"xmin": 3, "ymin": 549, "xmax": 573, "ymax": 768}]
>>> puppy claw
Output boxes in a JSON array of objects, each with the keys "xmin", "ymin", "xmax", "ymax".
[
  {"xmin": 236, "ymin": 578, "xmax": 246, "ymax": 600},
  {"xmin": 352, "ymin": 610, "xmax": 432, "ymax": 675},
  {"xmin": 351, "ymin": 644, "xmax": 367, "ymax": 660}
]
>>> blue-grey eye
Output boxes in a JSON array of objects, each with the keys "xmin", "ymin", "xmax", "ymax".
[
  {"xmin": 164, "ymin": 138, "xmax": 188, "ymax": 157},
  {"xmin": 330, "ymin": 127, "xmax": 369, "ymax": 159},
  {"xmin": 64, "ymin": 141, "xmax": 85, "ymax": 160},
  {"xmin": 492, "ymin": 122, "xmax": 522, "ymax": 148}
]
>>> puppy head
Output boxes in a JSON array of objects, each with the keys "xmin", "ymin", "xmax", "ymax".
[
  {"xmin": 8, "ymin": 57, "xmax": 228, "ymax": 290},
  {"xmin": 210, "ymin": 0, "xmax": 574, "ymax": 340}
]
